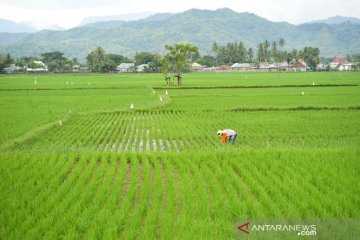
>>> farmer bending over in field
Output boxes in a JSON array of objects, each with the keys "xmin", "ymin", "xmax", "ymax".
[{"xmin": 217, "ymin": 129, "xmax": 237, "ymax": 144}]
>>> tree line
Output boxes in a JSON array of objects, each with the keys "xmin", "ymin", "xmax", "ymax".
[{"xmin": 3, "ymin": 39, "xmax": 360, "ymax": 75}]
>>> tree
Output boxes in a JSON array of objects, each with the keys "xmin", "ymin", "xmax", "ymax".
[
  {"xmin": 159, "ymin": 57, "xmax": 171, "ymax": 85},
  {"xmin": 41, "ymin": 51, "xmax": 67, "ymax": 72},
  {"xmin": 279, "ymin": 38, "xmax": 286, "ymax": 48},
  {"xmin": 247, "ymin": 48, "xmax": 254, "ymax": 63},
  {"xmin": 164, "ymin": 43, "xmax": 199, "ymax": 85},
  {"xmin": 301, "ymin": 46, "xmax": 320, "ymax": 70},
  {"xmin": 198, "ymin": 55, "xmax": 216, "ymax": 67},
  {"xmin": 86, "ymin": 47, "xmax": 108, "ymax": 72}
]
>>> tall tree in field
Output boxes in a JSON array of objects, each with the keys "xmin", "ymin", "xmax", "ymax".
[{"xmin": 164, "ymin": 43, "xmax": 199, "ymax": 85}]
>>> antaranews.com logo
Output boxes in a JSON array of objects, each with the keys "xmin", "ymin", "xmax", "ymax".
[
  {"xmin": 238, "ymin": 221, "xmax": 316, "ymax": 236},
  {"xmin": 236, "ymin": 218, "xmax": 359, "ymax": 240}
]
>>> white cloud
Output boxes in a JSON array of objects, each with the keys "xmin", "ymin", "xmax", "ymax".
[{"xmin": 1, "ymin": 0, "xmax": 359, "ymax": 29}]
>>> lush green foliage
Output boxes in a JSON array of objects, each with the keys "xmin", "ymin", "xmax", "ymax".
[
  {"xmin": 0, "ymin": 72, "xmax": 359, "ymax": 239},
  {"xmin": 1, "ymin": 9, "xmax": 360, "ymax": 58}
]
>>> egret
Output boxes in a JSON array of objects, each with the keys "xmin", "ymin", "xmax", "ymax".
[
  {"xmin": 301, "ymin": 91, "xmax": 305, "ymax": 95},
  {"xmin": 165, "ymin": 90, "xmax": 168, "ymax": 95},
  {"xmin": 152, "ymin": 89, "xmax": 156, "ymax": 94},
  {"xmin": 160, "ymin": 96, "xmax": 163, "ymax": 102},
  {"xmin": 130, "ymin": 103, "xmax": 134, "ymax": 109},
  {"xmin": 312, "ymin": 82, "xmax": 315, "ymax": 86}
]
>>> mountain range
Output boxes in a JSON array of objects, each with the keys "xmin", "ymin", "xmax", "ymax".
[
  {"xmin": 0, "ymin": 8, "xmax": 360, "ymax": 59},
  {"xmin": 0, "ymin": 18, "xmax": 37, "ymax": 33}
]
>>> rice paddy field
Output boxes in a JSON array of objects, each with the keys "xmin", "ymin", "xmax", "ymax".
[{"xmin": 0, "ymin": 72, "xmax": 359, "ymax": 239}]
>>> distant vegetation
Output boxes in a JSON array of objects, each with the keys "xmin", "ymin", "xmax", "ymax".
[{"xmin": 0, "ymin": 39, "xmax": 326, "ymax": 74}]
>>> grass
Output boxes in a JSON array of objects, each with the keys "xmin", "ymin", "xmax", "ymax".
[{"xmin": 0, "ymin": 71, "xmax": 359, "ymax": 239}]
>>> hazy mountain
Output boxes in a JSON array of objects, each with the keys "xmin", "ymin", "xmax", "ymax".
[
  {"xmin": 0, "ymin": 18, "xmax": 37, "ymax": 33},
  {"xmin": 312, "ymin": 16, "xmax": 360, "ymax": 24},
  {"xmin": 0, "ymin": 8, "xmax": 359, "ymax": 59},
  {"xmin": 80, "ymin": 12, "xmax": 153, "ymax": 26}
]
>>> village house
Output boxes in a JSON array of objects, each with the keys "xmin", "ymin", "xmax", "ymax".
[
  {"xmin": 316, "ymin": 63, "xmax": 327, "ymax": 71},
  {"xmin": 116, "ymin": 63, "xmax": 135, "ymax": 73},
  {"xmin": 3, "ymin": 64, "xmax": 23, "ymax": 74},
  {"xmin": 190, "ymin": 62, "xmax": 204, "ymax": 72},
  {"xmin": 275, "ymin": 62, "xmax": 292, "ymax": 71},
  {"xmin": 329, "ymin": 57, "xmax": 353, "ymax": 71},
  {"xmin": 26, "ymin": 61, "xmax": 48, "ymax": 72},
  {"xmin": 137, "ymin": 64, "xmax": 149, "ymax": 73},
  {"xmin": 230, "ymin": 63, "xmax": 251, "ymax": 71}
]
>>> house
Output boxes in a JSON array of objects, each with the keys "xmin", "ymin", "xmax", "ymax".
[
  {"xmin": 190, "ymin": 62, "xmax": 204, "ymax": 71},
  {"xmin": 275, "ymin": 62, "xmax": 292, "ymax": 71},
  {"xmin": 72, "ymin": 65, "xmax": 81, "ymax": 72},
  {"xmin": 137, "ymin": 64, "xmax": 149, "ymax": 73},
  {"xmin": 26, "ymin": 61, "xmax": 48, "ymax": 72},
  {"xmin": 330, "ymin": 57, "xmax": 353, "ymax": 71},
  {"xmin": 217, "ymin": 65, "xmax": 231, "ymax": 71},
  {"xmin": 316, "ymin": 63, "xmax": 327, "ymax": 71},
  {"xmin": 3, "ymin": 64, "xmax": 23, "ymax": 74},
  {"xmin": 231, "ymin": 63, "xmax": 251, "ymax": 71},
  {"xmin": 116, "ymin": 63, "xmax": 135, "ymax": 73}
]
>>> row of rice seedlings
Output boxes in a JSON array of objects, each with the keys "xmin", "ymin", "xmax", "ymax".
[
  {"xmin": 46, "ymin": 153, "xmax": 110, "ymax": 238},
  {"xmin": 184, "ymin": 153, "xmax": 228, "ymax": 238},
  {"xmin": 15, "ymin": 153, "xmax": 78, "ymax": 236},
  {"xmin": 62, "ymin": 153, "xmax": 119, "ymax": 239},
  {"xmin": 154, "ymin": 154, "xmax": 178, "ymax": 239},
  {"xmin": 252, "ymin": 153, "xmax": 304, "ymax": 217},
  {"xmin": 186, "ymin": 154, "xmax": 220, "ymax": 238},
  {"xmin": 25, "ymin": 153, "xmax": 99, "ymax": 238},
  {"xmin": 70, "ymin": 115, "xmax": 107, "ymax": 150},
  {"xmin": 96, "ymin": 113, "xmax": 124, "ymax": 152},
  {"xmin": 204, "ymin": 156, "xmax": 247, "ymax": 237},
  {"xmin": 110, "ymin": 154, "xmax": 140, "ymax": 236},
  {"xmin": 94, "ymin": 113, "xmax": 119, "ymax": 151},
  {"xmin": 238, "ymin": 155, "xmax": 285, "ymax": 217},
  {"xmin": 279, "ymin": 152, "xmax": 345, "ymax": 217},
  {"xmin": 226, "ymin": 156, "xmax": 269, "ymax": 217},
  {"xmin": 118, "ymin": 154, "xmax": 152, "ymax": 239},
  {"xmin": 109, "ymin": 114, "xmax": 130, "ymax": 152},
  {"xmin": 0, "ymin": 154, "xmax": 62, "ymax": 238}
]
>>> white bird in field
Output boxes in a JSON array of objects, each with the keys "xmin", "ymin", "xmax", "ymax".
[
  {"xmin": 130, "ymin": 103, "xmax": 134, "ymax": 109},
  {"xmin": 301, "ymin": 91, "xmax": 305, "ymax": 96},
  {"xmin": 59, "ymin": 120, "xmax": 63, "ymax": 125},
  {"xmin": 160, "ymin": 96, "xmax": 163, "ymax": 102},
  {"xmin": 152, "ymin": 89, "xmax": 156, "ymax": 94},
  {"xmin": 66, "ymin": 81, "xmax": 69, "ymax": 85},
  {"xmin": 312, "ymin": 82, "xmax": 315, "ymax": 86},
  {"xmin": 165, "ymin": 90, "xmax": 168, "ymax": 95}
]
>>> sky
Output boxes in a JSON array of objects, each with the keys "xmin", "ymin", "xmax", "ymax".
[{"xmin": 1, "ymin": 0, "xmax": 360, "ymax": 29}]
